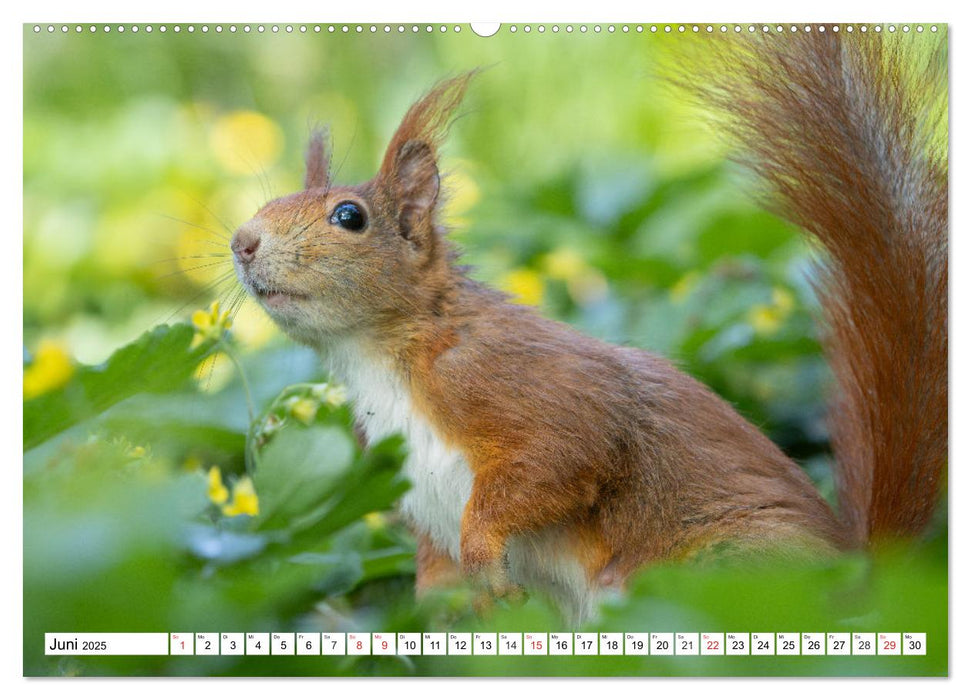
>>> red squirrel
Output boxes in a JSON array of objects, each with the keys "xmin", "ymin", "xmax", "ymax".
[{"xmin": 230, "ymin": 31, "xmax": 947, "ymax": 622}]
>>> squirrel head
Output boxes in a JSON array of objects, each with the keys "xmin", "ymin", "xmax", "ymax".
[{"xmin": 231, "ymin": 73, "xmax": 475, "ymax": 346}]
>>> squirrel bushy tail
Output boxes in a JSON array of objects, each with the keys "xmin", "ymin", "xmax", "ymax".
[{"xmin": 684, "ymin": 29, "xmax": 948, "ymax": 547}]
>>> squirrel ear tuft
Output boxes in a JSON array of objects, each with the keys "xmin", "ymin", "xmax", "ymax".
[
  {"xmin": 304, "ymin": 127, "xmax": 331, "ymax": 190},
  {"xmin": 378, "ymin": 71, "xmax": 477, "ymax": 243}
]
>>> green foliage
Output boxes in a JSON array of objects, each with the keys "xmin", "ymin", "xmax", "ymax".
[
  {"xmin": 24, "ymin": 323, "xmax": 213, "ymax": 449},
  {"xmin": 23, "ymin": 323, "xmax": 415, "ymax": 676},
  {"xmin": 22, "ymin": 27, "xmax": 946, "ymax": 677}
]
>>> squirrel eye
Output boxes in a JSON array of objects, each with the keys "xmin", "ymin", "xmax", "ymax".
[{"xmin": 330, "ymin": 201, "xmax": 367, "ymax": 232}]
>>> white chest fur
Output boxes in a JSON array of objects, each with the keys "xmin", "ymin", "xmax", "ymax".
[
  {"xmin": 322, "ymin": 341, "xmax": 599, "ymax": 623},
  {"xmin": 324, "ymin": 344, "xmax": 473, "ymax": 561}
]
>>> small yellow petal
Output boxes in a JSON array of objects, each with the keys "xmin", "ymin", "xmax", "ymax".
[
  {"xmin": 363, "ymin": 512, "xmax": 386, "ymax": 530},
  {"xmin": 748, "ymin": 288, "xmax": 796, "ymax": 336},
  {"xmin": 190, "ymin": 301, "xmax": 233, "ymax": 349},
  {"xmin": 207, "ymin": 466, "xmax": 229, "ymax": 505},
  {"xmin": 222, "ymin": 476, "xmax": 259, "ymax": 517},
  {"xmin": 748, "ymin": 305, "xmax": 783, "ymax": 336},
  {"xmin": 289, "ymin": 397, "xmax": 319, "ymax": 425},
  {"xmin": 23, "ymin": 340, "xmax": 75, "ymax": 400},
  {"xmin": 210, "ymin": 111, "xmax": 284, "ymax": 176},
  {"xmin": 191, "ymin": 309, "xmax": 213, "ymax": 331},
  {"xmin": 499, "ymin": 268, "xmax": 544, "ymax": 307}
]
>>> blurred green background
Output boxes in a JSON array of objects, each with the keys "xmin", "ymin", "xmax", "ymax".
[{"xmin": 23, "ymin": 25, "xmax": 946, "ymax": 676}]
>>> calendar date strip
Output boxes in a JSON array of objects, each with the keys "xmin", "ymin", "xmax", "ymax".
[{"xmin": 45, "ymin": 632, "xmax": 927, "ymax": 657}]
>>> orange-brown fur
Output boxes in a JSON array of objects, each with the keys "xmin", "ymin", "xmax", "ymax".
[
  {"xmin": 231, "ymin": 31, "xmax": 947, "ymax": 616},
  {"xmin": 677, "ymin": 31, "xmax": 948, "ymax": 545}
]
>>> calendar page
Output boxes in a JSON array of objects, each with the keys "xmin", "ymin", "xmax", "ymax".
[{"xmin": 22, "ymin": 20, "xmax": 948, "ymax": 678}]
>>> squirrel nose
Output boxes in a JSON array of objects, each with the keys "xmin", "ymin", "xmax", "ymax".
[{"xmin": 231, "ymin": 226, "xmax": 261, "ymax": 264}]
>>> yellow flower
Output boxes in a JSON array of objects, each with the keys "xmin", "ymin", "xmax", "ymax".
[
  {"xmin": 747, "ymin": 287, "xmax": 797, "ymax": 336},
  {"xmin": 127, "ymin": 445, "xmax": 147, "ymax": 459},
  {"xmin": 289, "ymin": 397, "xmax": 319, "ymax": 425},
  {"xmin": 363, "ymin": 512, "xmax": 386, "ymax": 530},
  {"xmin": 748, "ymin": 305, "xmax": 783, "ymax": 335},
  {"xmin": 499, "ymin": 268, "xmax": 544, "ymax": 306},
  {"xmin": 210, "ymin": 111, "xmax": 284, "ymax": 176},
  {"xmin": 207, "ymin": 466, "xmax": 229, "ymax": 505},
  {"xmin": 543, "ymin": 248, "xmax": 587, "ymax": 281},
  {"xmin": 23, "ymin": 340, "xmax": 75, "ymax": 400},
  {"xmin": 191, "ymin": 301, "xmax": 232, "ymax": 349},
  {"xmin": 222, "ymin": 476, "xmax": 259, "ymax": 517}
]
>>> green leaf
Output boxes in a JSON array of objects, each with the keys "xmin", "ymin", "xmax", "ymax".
[
  {"xmin": 286, "ymin": 436, "xmax": 409, "ymax": 547},
  {"xmin": 24, "ymin": 323, "xmax": 214, "ymax": 450},
  {"xmin": 252, "ymin": 424, "xmax": 356, "ymax": 530}
]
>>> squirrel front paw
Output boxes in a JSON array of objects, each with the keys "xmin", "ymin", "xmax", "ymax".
[
  {"xmin": 472, "ymin": 581, "xmax": 528, "ymax": 617},
  {"xmin": 466, "ymin": 557, "xmax": 527, "ymax": 614},
  {"xmin": 460, "ymin": 528, "xmax": 522, "ymax": 600}
]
